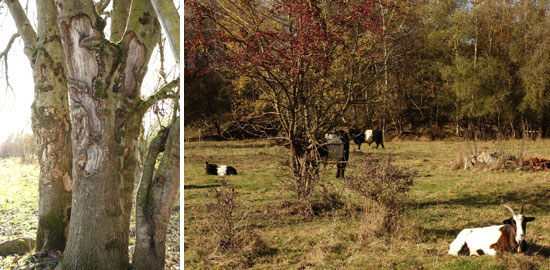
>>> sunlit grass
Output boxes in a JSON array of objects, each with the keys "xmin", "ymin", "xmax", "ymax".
[
  {"xmin": 184, "ymin": 139, "xmax": 550, "ymax": 270},
  {"xmin": 0, "ymin": 158, "xmax": 180, "ymax": 269}
]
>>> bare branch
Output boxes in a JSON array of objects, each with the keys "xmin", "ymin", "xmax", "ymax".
[
  {"xmin": 158, "ymin": 36, "xmax": 168, "ymax": 81},
  {"xmin": 2, "ymin": 0, "xmax": 37, "ymax": 56},
  {"xmin": 0, "ymin": 34, "xmax": 20, "ymax": 59},
  {"xmin": 0, "ymin": 33, "xmax": 19, "ymax": 96},
  {"xmin": 135, "ymin": 78, "xmax": 180, "ymax": 118}
]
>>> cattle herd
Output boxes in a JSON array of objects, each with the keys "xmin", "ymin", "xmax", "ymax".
[
  {"xmin": 202, "ymin": 127, "xmax": 538, "ymax": 257},
  {"xmin": 204, "ymin": 128, "xmax": 384, "ymax": 178}
]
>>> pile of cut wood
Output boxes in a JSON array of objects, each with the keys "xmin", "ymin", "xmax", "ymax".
[{"xmin": 523, "ymin": 157, "xmax": 550, "ymax": 171}]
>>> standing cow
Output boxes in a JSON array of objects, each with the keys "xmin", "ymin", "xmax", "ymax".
[
  {"xmin": 318, "ymin": 130, "xmax": 350, "ymax": 178},
  {"xmin": 349, "ymin": 128, "xmax": 384, "ymax": 150}
]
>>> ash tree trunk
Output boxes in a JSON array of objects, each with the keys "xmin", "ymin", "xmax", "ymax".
[
  {"xmin": 134, "ymin": 118, "xmax": 180, "ymax": 270},
  {"xmin": 4, "ymin": 0, "xmax": 72, "ymax": 252},
  {"xmin": 53, "ymin": 0, "xmax": 179, "ymax": 268}
]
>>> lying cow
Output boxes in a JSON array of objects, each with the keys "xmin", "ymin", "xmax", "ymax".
[
  {"xmin": 205, "ymin": 162, "xmax": 238, "ymax": 176},
  {"xmin": 317, "ymin": 131, "xmax": 350, "ymax": 178},
  {"xmin": 349, "ymin": 128, "xmax": 384, "ymax": 150},
  {"xmin": 448, "ymin": 204, "xmax": 535, "ymax": 256}
]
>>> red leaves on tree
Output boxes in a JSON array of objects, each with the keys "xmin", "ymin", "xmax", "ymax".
[{"xmin": 186, "ymin": 0, "xmax": 382, "ymax": 82}]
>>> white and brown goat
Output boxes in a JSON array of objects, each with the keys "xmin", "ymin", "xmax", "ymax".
[{"xmin": 448, "ymin": 204, "xmax": 535, "ymax": 256}]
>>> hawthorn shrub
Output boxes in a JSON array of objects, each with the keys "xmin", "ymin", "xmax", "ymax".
[{"xmin": 346, "ymin": 154, "xmax": 417, "ymax": 235}]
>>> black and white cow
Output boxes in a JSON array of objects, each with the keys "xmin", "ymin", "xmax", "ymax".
[
  {"xmin": 349, "ymin": 128, "xmax": 384, "ymax": 150},
  {"xmin": 205, "ymin": 162, "xmax": 238, "ymax": 176},
  {"xmin": 318, "ymin": 131, "xmax": 350, "ymax": 178}
]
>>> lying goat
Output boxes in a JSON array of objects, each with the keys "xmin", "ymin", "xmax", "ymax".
[
  {"xmin": 448, "ymin": 204, "xmax": 535, "ymax": 256},
  {"xmin": 205, "ymin": 162, "xmax": 238, "ymax": 176}
]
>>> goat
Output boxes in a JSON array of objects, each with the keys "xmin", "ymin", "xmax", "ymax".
[
  {"xmin": 448, "ymin": 204, "xmax": 535, "ymax": 256},
  {"xmin": 317, "ymin": 131, "xmax": 350, "ymax": 178},
  {"xmin": 349, "ymin": 128, "xmax": 384, "ymax": 150},
  {"xmin": 205, "ymin": 162, "xmax": 238, "ymax": 176}
]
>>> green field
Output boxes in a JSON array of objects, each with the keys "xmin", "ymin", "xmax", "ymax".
[
  {"xmin": 184, "ymin": 139, "xmax": 550, "ymax": 270},
  {"xmin": 0, "ymin": 158, "xmax": 180, "ymax": 269}
]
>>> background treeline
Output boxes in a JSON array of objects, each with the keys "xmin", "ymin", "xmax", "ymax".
[
  {"xmin": 185, "ymin": 0, "xmax": 550, "ymax": 140},
  {"xmin": 0, "ymin": 134, "xmax": 35, "ymax": 163}
]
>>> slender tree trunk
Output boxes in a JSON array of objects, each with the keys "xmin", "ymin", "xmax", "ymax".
[
  {"xmin": 134, "ymin": 119, "xmax": 180, "ymax": 270},
  {"xmin": 5, "ymin": 0, "xmax": 72, "ymax": 252},
  {"xmin": 54, "ymin": 0, "xmax": 161, "ymax": 268},
  {"xmin": 382, "ymin": 8, "xmax": 388, "ymax": 134},
  {"xmin": 150, "ymin": 0, "xmax": 180, "ymax": 62}
]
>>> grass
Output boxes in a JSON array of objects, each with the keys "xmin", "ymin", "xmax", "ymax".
[
  {"xmin": 184, "ymin": 138, "xmax": 550, "ymax": 270},
  {"xmin": 0, "ymin": 158, "xmax": 180, "ymax": 270}
]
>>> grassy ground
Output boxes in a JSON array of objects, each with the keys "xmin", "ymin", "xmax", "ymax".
[
  {"xmin": 0, "ymin": 158, "xmax": 180, "ymax": 269},
  {"xmin": 184, "ymin": 139, "xmax": 550, "ymax": 270}
]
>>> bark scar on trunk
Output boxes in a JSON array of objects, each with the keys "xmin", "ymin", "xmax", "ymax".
[
  {"xmin": 123, "ymin": 33, "xmax": 146, "ymax": 98},
  {"xmin": 59, "ymin": 14, "xmax": 105, "ymax": 177}
]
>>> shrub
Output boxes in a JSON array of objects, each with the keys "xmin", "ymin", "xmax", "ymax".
[
  {"xmin": 346, "ymin": 154, "xmax": 417, "ymax": 234},
  {"xmin": 200, "ymin": 179, "xmax": 274, "ymax": 269},
  {"xmin": 205, "ymin": 179, "xmax": 241, "ymax": 248},
  {"xmin": 275, "ymin": 150, "xmax": 321, "ymax": 212}
]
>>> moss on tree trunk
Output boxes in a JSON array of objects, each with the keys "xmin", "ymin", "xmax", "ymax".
[{"xmin": 134, "ymin": 119, "xmax": 180, "ymax": 270}]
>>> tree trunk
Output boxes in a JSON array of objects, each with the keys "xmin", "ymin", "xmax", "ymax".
[
  {"xmin": 150, "ymin": 0, "xmax": 180, "ymax": 62},
  {"xmin": 134, "ymin": 119, "xmax": 180, "ymax": 270},
  {"xmin": 5, "ymin": 0, "xmax": 72, "ymax": 252},
  {"xmin": 54, "ymin": 0, "xmax": 161, "ymax": 268}
]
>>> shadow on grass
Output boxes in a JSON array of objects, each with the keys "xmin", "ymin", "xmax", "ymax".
[
  {"xmin": 184, "ymin": 184, "xmax": 221, "ymax": 190},
  {"xmin": 220, "ymin": 143, "xmax": 270, "ymax": 149},
  {"xmin": 412, "ymin": 190, "xmax": 550, "ymax": 211},
  {"xmin": 525, "ymin": 243, "xmax": 550, "ymax": 258},
  {"xmin": 186, "ymin": 142, "xmax": 271, "ymax": 150}
]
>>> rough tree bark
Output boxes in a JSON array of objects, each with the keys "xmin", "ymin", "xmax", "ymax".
[
  {"xmin": 53, "ymin": 0, "xmax": 174, "ymax": 268},
  {"xmin": 4, "ymin": 0, "xmax": 73, "ymax": 252},
  {"xmin": 134, "ymin": 118, "xmax": 180, "ymax": 270}
]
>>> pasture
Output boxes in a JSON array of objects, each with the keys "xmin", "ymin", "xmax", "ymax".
[
  {"xmin": 0, "ymin": 158, "xmax": 180, "ymax": 269},
  {"xmin": 184, "ymin": 139, "xmax": 550, "ymax": 270}
]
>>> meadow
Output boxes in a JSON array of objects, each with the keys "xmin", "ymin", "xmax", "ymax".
[
  {"xmin": 0, "ymin": 158, "xmax": 180, "ymax": 269},
  {"xmin": 184, "ymin": 138, "xmax": 550, "ymax": 270}
]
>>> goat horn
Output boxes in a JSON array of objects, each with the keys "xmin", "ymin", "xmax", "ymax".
[
  {"xmin": 504, "ymin": 204, "xmax": 516, "ymax": 216},
  {"xmin": 520, "ymin": 203, "xmax": 525, "ymax": 214}
]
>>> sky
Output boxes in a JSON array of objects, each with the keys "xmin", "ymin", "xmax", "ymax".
[
  {"xmin": 0, "ymin": 1, "xmax": 178, "ymax": 142},
  {"xmin": 0, "ymin": 3, "xmax": 36, "ymax": 141}
]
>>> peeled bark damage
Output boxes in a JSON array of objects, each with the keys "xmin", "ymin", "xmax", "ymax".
[
  {"xmin": 54, "ymin": 0, "xmax": 161, "ymax": 268},
  {"xmin": 134, "ymin": 119, "xmax": 180, "ymax": 270}
]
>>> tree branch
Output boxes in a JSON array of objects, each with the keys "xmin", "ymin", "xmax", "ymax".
[
  {"xmin": 3, "ymin": 0, "xmax": 37, "ymax": 56},
  {"xmin": 110, "ymin": 0, "xmax": 131, "ymax": 42},
  {"xmin": 123, "ymin": 0, "xmax": 161, "ymax": 53},
  {"xmin": 95, "ymin": 0, "xmax": 111, "ymax": 15},
  {"xmin": 150, "ymin": 0, "xmax": 180, "ymax": 62},
  {"xmin": 0, "ymin": 34, "xmax": 20, "ymax": 59},
  {"xmin": 0, "ymin": 33, "xmax": 19, "ymax": 95},
  {"xmin": 135, "ymin": 78, "xmax": 180, "ymax": 118}
]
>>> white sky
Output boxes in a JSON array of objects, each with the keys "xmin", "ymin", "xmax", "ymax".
[{"xmin": 0, "ymin": 1, "xmax": 178, "ymax": 142}]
